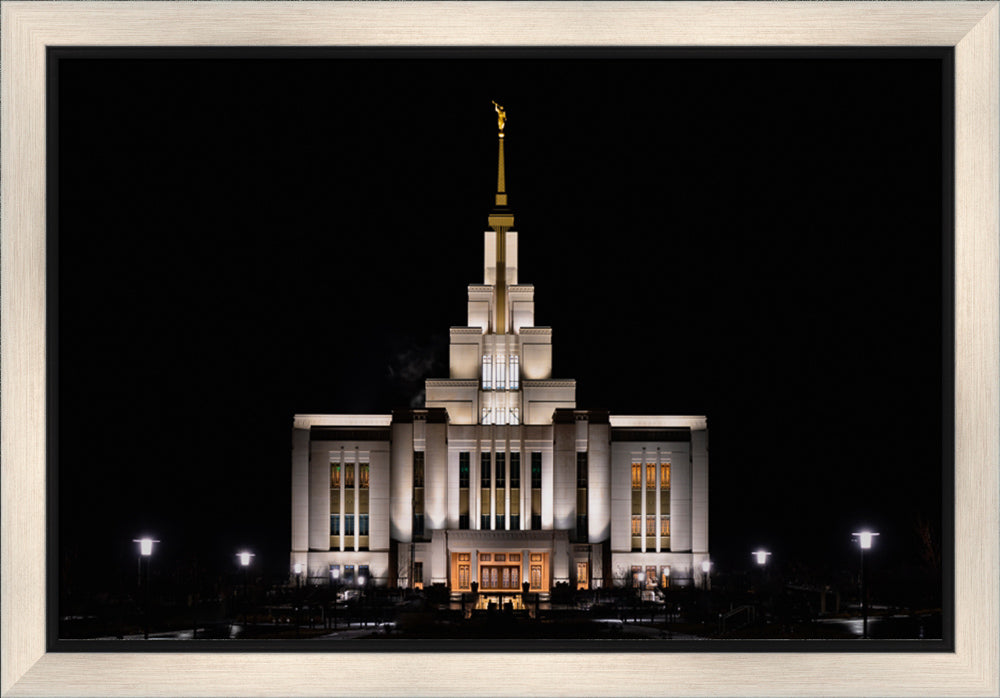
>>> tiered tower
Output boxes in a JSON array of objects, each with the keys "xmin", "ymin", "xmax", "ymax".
[{"xmin": 425, "ymin": 102, "xmax": 577, "ymax": 425}]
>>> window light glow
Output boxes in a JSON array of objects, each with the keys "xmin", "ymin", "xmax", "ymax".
[{"xmin": 482, "ymin": 355, "xmax": 492, "ymax": 390}]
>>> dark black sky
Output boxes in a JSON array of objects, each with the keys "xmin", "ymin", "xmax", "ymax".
[{"xmin": 57, "ymin": 53, "xmax": 945, "ymax": 594}]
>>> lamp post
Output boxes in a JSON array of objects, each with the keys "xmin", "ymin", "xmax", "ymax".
[
  {"xmin": 701, "ymin": 560, "xmax": 712, "ymax": 591},
  {"xmin": 132, "ymin": 537, "xmax": 159, "ymax": 639},
  {"xmin": 852, "ymin": 531, "xmax": 879, "ymax": 639},
  {"xmin": 330, "ymin": 566, "xmax": 340, "ymax": 630},
  {"xmin": 236, "ymin": 551, "xmax": 254, "ymax": 628},
  {"xmin": 292, "ymin": 563, "xmax": 303, "ymax": 637}
]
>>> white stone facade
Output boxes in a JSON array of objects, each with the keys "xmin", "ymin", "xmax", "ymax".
[{"xmin": 290, "ymin": 130, "xmax": 708, "ymax": 594}]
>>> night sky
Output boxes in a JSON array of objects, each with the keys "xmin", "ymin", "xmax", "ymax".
[{"xmin": 57, "ymin": 53, "xmax": 945, "ymax": 602}]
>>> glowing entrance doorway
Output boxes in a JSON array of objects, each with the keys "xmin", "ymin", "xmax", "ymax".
[{"xmin": 448, "ymin": 551, "xmax": 550, "ymax": 593}]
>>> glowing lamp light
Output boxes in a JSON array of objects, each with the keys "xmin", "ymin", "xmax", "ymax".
[
  {"xmin": 237, "ymin": 551, "xmax": 255, "ymax": 567},
  {"xmin": 133, "ymin": 538, "xmax": 159, "ymax": 556},
  {"xmin": 753, "ymin": 550, "xmax": 771, "ymax": 565},
  {"xmin": 331, "ymin": 567, "xmax": 340, "ymax": 579},
  {"xmin": 853, "ymin": 531, "xmax": 879, "ymax": 549},
  {"xmin": 293, "ymin": 563, "xmax": 302, "ymax": 575},
  {"xmin": 357, "ymin": 576, "xmax": 366, "ymax": 586},
  {"xmin": 701, "ymin": 560, "xmax": 712, "ymax": 574}
]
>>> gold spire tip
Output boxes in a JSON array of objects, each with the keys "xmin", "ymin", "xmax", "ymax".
[{"xmin": 492, "ymin": 100, "xmax": 506, "ymax": 134}]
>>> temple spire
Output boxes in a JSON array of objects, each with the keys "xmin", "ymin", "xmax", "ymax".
[{"xmin": 488, "ymin": 101, "xmax": 514, "ymax": 334}]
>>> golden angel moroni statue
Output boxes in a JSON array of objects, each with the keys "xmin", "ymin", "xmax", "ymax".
[{"xmin": 492, "ymin": 100, "xmax": 506, "ymax": 132}]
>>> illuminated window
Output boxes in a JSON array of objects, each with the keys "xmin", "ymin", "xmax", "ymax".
[
  {"xmin": 359, "ymin": 514, "xmax": 369, "ymax": 536},
  {"xmin": 459, "ymin": 565, "xmax": 470, "ymax": 589},
  {"xmin": 646, "ymin": 463, "xmax": 656, "ymax": 489},
  {"xmin": 631, "ymin": 462, "xmax": 642, "ymax": 489},
  {"xmin": 631, "ymin": 515, "xmax": 641, "ymax": 536},
  {"xmin": 661, "ymin": 462, "xmax": 671, "ymax": 489},
  {"xmin": 509, "ymin": 553, "xmax": 520, "ymax": 562},
  {"xmin": 330, "ymin": 515, "xmax": 339, "ymax": 535},
  {"xmin": 496, "ymin": 355, "xmax": 506, "ymax": 389},
  {"xmin": 359, "ymin": 463, "xmax": 369, "ymax": 489},
  {"xmin": 661, "ymin": 516, "xmax": 671, "ymax": 537},
  {"xmin": 646, "ymin": 515, "xmax": 656, "ymax": 536},
  {"xmin": 482, "ymin": 355, "xmax": 493, "ymax": 390},
  {"xmin": 509, "ymin": 355, "xmax": 519, "ymax": 389},
  {"xmin": 331, "ymin": 464, "xmax": 341, "ymax": 488},
  {"xmin": 345, "ymin": 463, "xmax": 354, "ymax": 488},
  {"xmin": 510, "ymin": 453, "xmax": 520, "ymax": 488},
  {"xmin": 345, "ymin": 516, "xmax": 355, "ymax": 536}
]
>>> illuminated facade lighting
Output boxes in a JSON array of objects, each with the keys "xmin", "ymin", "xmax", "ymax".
[{"xmin": 290, "ymin": 104, "xmax": 710, "ymax": 593}]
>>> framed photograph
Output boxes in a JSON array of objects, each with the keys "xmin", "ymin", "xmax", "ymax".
[{"xmin": 3, "ymin": 2, "xmax": 997, "ymax": 696}]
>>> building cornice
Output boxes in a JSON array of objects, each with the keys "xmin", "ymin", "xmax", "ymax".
[
  {"xmin": 425, "ymin": 379, "xmax": 479, "ymax": 388},
  {"xmin": 522, "ymin": 379, "xmax": 576, "ymax": 388},
  {"xmin": 519, "ymin": 327, "xmax": 552, "ymax": 336},
  {"xmin": 609, "ymin": 415, "xmax": 708, "ymax": 430},
  {"xmin": 293, "ymin": 414, "xmax": 393, "ymax": 429}
]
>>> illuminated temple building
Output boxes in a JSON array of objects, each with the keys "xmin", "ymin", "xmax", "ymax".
[{"xmin": 290, "ymin": 105, "xmax": 709, "ymax": 599}]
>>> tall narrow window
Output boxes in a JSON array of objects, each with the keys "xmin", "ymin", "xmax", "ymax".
[
  {"xmin": 413, "ymin": 452, "xmax": 424, "ymax": 487},
  {"xmin": 496, "ymin": 355, "xmax": 506, "ymax": 390},
  {"xmin": 459, "ymin": 452, "xmax": 470, "ymax": 530},
  {"xmin": 459, "ymin": 452, "xmax": 470, "ymax": 488},
  {"xmin": 510, "ymin": 453, "xmax": 521, "ymax": 488},
  {"xmin": 330, "ymin": 460, "xmax": 341, "ymax": 549},
  {"xmin": 661, "ymin": 462, "xmax": 671, "ymax": 489},
  {"xmin": 530, "ymin": 452, "xmax": 542, "ymax": 530},
  {"xmin": 646, "ymin": 462, "xmax": 656, "ymax": 489},
  {"xmin": 413, "ymin": 452, "xmax": 425, "ymax": 540},
  {"xmin": 496, "ymin": 453, "xmax": 506, "ymax": 488},
  {"xmin": 509, "ymin": 355, "xmax": 519, "ymax": 389},
  {"xmin": 345, "ymin": 463, "xmax": 355, "ymax": 488},
  {"xmin": 631, "ymin": 460, "xmax": 642, "ymax": 551},
  {"xmin": 480, "ymin": 452, "xmax": 491, "ymax": 489},
  {"xmin": 481, "ymin": 451, "xmax": 491, "ymax": 529},
  {"xmin": 359, "ymin": 461, "xmax": 370, "ymax": 550},
  {"xmin": 482, "ymin": 355, "xmax": 493, "ymax": 390},
  {"xmin": 576, "ymin": 452, "xmax": 588, "ymax": 542}
]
